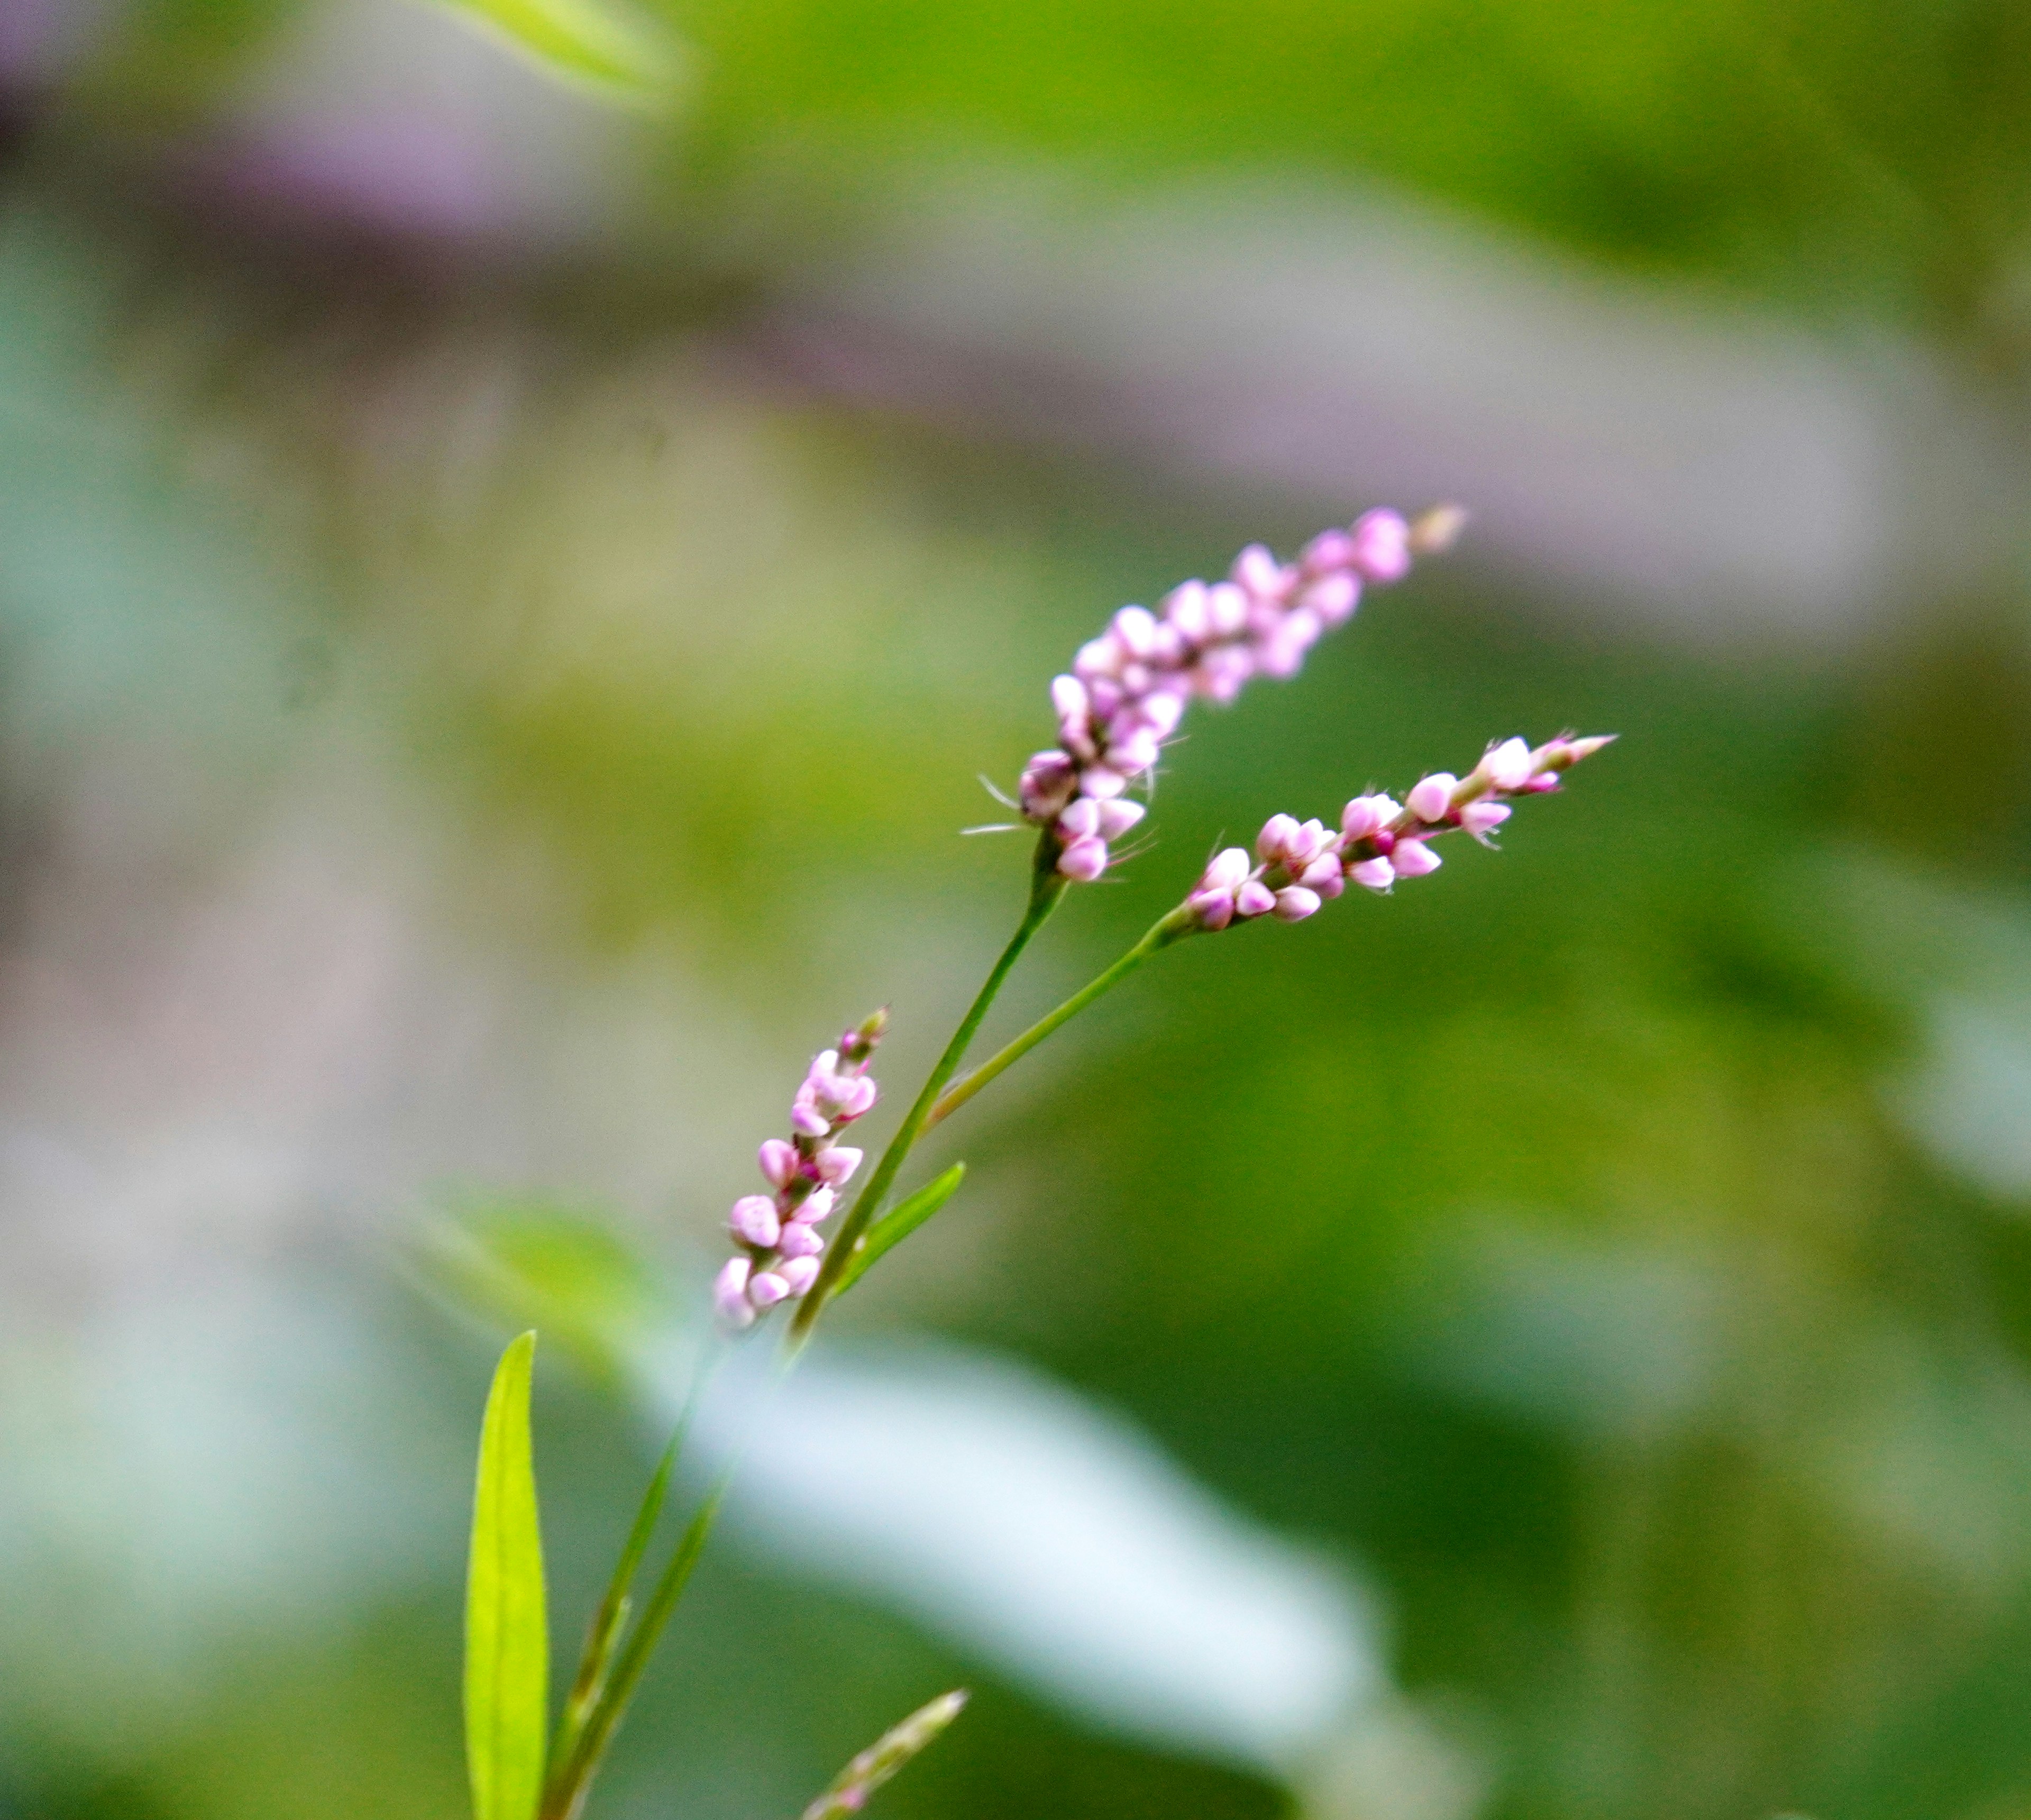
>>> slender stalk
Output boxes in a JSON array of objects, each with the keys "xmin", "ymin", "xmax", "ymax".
[
  {"xmin": 789, "ymin": 836, "xmax": 1067, "ymax": 1338},
  {"xmin": 926, "ymin": 903, "xmax": 1199, "ymax": 1129}
]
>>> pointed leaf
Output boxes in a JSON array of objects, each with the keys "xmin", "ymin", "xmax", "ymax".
[
  {"xmin": 467, "ymin": 1332, "xmax": 550, "ymax": 1820},
  {"xmin": 833, "ymin": 1164, "xmax": 967, "ymax": 1298},
  {"xmin": 800, "ymin": 1690, "xmax": 969, "ymax": 1820}
]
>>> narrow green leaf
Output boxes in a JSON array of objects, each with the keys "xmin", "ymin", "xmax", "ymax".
[
  {"xmin": 434, "ymin": 0, "xmax": 681, "ymax": 98},
  {"xmin": 799, "ymin": 1690, "xmax": 969, "ymax": 1820},
  {"xmin": 467, "ymin": 1332, "xmax": 550, "ymax": 1820},
  {"xmin": 832, "ymin": 1164, "xmax": 967, "ymax": 1298}
]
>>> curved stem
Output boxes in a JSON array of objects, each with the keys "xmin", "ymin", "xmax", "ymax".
[
  {"xmin": 789, "ymin": 837, "xmax": 1067, "ymax": 1339},
  {"xmin": 927, "ymin": 903, "xmax": 1199, "ymax": 1130}
]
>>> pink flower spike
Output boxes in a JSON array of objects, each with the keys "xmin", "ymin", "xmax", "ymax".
[
  {"xmin": 813, "ymin": 1146, "xmax": 862, "ymax": 1186},
  {"xmin": 1274, "ymin": 886, "xmax": 1322, "ymax": 922},
  {"xmin": 1096, "ymin": 799, "xmax": 1146, "ymax": 839},
  {"xmin": 1392, "ymin": 837, "xmax": 1442, "ymax": 877},
  {"xmin": 1340, "ymin": 794, "xmax": 1400, "ymax": 840},
  {"xmin": 1349, "ymin": 508, "xmax": 1413, "ymax": 584},
  {"xmin": 1350, "ymin": 855, "xmax": 1396, "ymax": 892},
  {"xmin": 1480, "ymin": 738, "xmax": 1534, "ymax": 792},
  {"xmin": 1406, "ymin": 774, "xmax": 1458, "ymax": 822},
  {"xmin": 758, "ymin": 1138, "xmax": 800, "ymax": 1190},
  {"xmin": 730, "ymin": 1195, "xmax": 781, "ymax": 1248},
  {"xmin": 1460, "ymin": 800, "xmax": 1512, "ymax": 842},
  {"xmin": 777, "ymin": 1256, "xmax": 821, "ymax": 1297},
  {"xmin": 777, "ymin": 1222, "xmax": 825, "ymax": 1259},
  {"xmin": 1058, "ymin": 835, "xmax": 1110, "ymax": 882},
  {"xmin": 748, "ymin": 1270, "xmax": 791, "ymax": 1309},
  {"xmin": 1188, "ymin": 888, "xmax": 1235, "ymax": 931},
  {"xmin": 1236, "ymin": 879, "xmax": 1277, "ymax": 918},
  {"xmin": 713, "ymin": 1257, "xmax": 756, "ymax": 1327}
]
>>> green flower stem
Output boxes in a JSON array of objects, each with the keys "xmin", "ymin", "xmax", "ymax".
[
  {"xmin": 789, "ymin": 836, "xmax": 1068, "ymax": 1339},
  {"xmin": 925, "ymin": 903, "xmax": 1200, "ymax": 1130}
]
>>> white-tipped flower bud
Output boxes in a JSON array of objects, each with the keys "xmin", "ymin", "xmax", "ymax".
[
  {"xmin": 1340, "ymin": 794, "xmax": 1400, "ymax": 840},
  {"xmin": 1390, "ymin": 837, "xmax": 1442, "ymax": 877},
  {"xmin": 729, "ymin": 1195, "xmax": 781, "ymax": 1248},
  {"xmin": 1274, "ymin": 886, "xmax": 1322, "ymax": 922},
  {"xmin": 1096, "ymin": 798, "xmax": 1146, "ymax": 840},
  {"xmin": 1406, "ymin": 774, "xmax": 1457, "ymax": 822},
  {"xmin": 1350, "ymin": 856, "xmax": 1395, "ymax": 892},
  {"xmin": 1058, "ymin": 835, "xmax": 1110, "ymax": 881},
  {"xmin": 1479, "ymin": 737, "xmax": 1534, "ymax": 792},
  {"xmin": 795, "ymin": 1184, "xmax": 838, "ymax": 1223},
  {"xmin": 777, "ymin": 1221, "xmax": 826, "ymax": 1259},
  {"xmin": 777, "ymin": 1255, "xmax": 821, "ymax": 1297},
  {"xmin": 1236, "ymin": 879, "xmax": 1277, "ymax": 918},
  {"xmin": 748, "ymin": 1270, "xmax": 791, "ymax": 1309},
  {"xmin": 812, "ymin": 1147, "xmax": 861, "ymax": 1187},
  {"xmin": 758, "ymin": 1138, "xmax": 800, "ymax": 1190}
]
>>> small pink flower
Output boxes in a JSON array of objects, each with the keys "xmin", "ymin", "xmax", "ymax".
[
  {"xmin": 1340, "ymin": 794, "xmax": 1400, "ymax": 840},
  {"xmin": 812, "ymin": 1146, "xmax": 862, "ymax": 1186},
  {"xmin": 1349, "ymin": 508, "xmax": 1412, "ymax": 584},
  {"xmin": 777, "ymin": 1256, "xmax": 822, "ymax": 1297},
  {"xmin": 777, "ymin": 1222, "xmax": 826, "ymax": 1259},
  {"xmin": 1096, "ymin": 799, "xmax": 1146, "ymax": 839},
  {"xmin": 1406, "ymin": 774, "xmax": 1457, "ymax": 822},
  {"xmin": 1350, "ymin": 856, "xmax": 1395, "ymax": 892},
  {"xmin": 748, "ymin": 1270, "xmax": 791, "ymax": 1309},
  {"xmin": 758, "ymin": 1138, "xmax": 800, "ymax": 1190},
  {"xmin": 1274, "ymin": 886, "xmax": 1322, "ymax": 922},
  {"xmin": 1479, "ymin": 738, "xmax": 1534, "ymax": 792},
  {"xmin": 1080, "ymin": 765, "xmax": 1128, "ymax": 799},
  {"xmin": 1058, "ymin": 835, "xmax": 1110, "ymax": 881},
  {"xmin": 1019, "ymin": 751, "xmax": 1078, "ymax": 820},
  {"xmin": 1300, "ymin": 571, "xmax": 1360, "ymax": 625},
  {"xmin": 1236, "ymin": 879, "xmax": 1277, "ymax": 918},
  {"xmin": 794, "ymin": 1184, "xmax": 837, "ymax": 1223},
  {"xmin": 1188, "ymin": 888, "xmax": 1236, "ymax": 931},
  {"xmin": 789, "ymin": 1101, "xmax": 830, "ymax": 1137},
  {"xmin": 1460, "ymin": 800, "xmax": 1511, "ymax": 842},
  {"xmin": 1391, "ymin": 837, "xmax": 1442, "ymax": 877},
  {"xmin": 729, "ymin": 1195, "xmax": 781, "ymax": 1248}
]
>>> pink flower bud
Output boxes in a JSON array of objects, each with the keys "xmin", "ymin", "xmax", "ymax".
[
  {"xmin": 1299, "ymin": 571, "xmax": 1360, "ymax": 625},
  {"xmin": 1188, "ymin": 888, "xmax": 1236, "ymax": 931},
  {"xmin": 777, "ymin": 1221, "xmax": 825, "ymax": 1259},
  {"xmin": 777, "ymin": 1255, "xmax": 821, "ymax": 1296},
  {"xmin": 1340, "ymin": 794, "xmax": 1400, "ymax": 840},
  {"xmin": 1349, "ymin": 508, "xmax": 1412, "ymax": 584},
  {"xmin": 1391, "ymin": 837, "xmax": 1442, "ymax": 877},
  {"xmin": 1019, "ymin": 750, "xmax": 1078, "ymax": 820},
  {"xmin": 1050, "ymin": 673, "xmax": 1088, "ymax": 726},
  {"xmin": 1058, "ymin": 797, "xmax": 1103, "ymax": 841},
  {"xmin": 789, "ymin": 1100, "xmax": 830, "ymax": 1137},
  {"xmin": 1109, "ymin": 729, "xmax": 1162, "ymax": 774},
  {"xmin": 1479, "ymin": 738, "xmax": 1534, "ymax": 792},
  {"xmin": 1074, "ymin": 634, "xmax": 1123, "ymax": 680},
  {"xmin": 1191, "ymin": 647, "xmax": 1255, "ymax": 701},
  {"xmin": 1522, "ymin": 772, "xmax": 1561, "ymax": 793},
  {"xmin": 795, "ymin": 1184, "xmax": 838, "ymax": 1223},
  {"xmin": 1200, "ymin": 847, "xmax": 1252, "ymax": 894},
  {"xmin": 812, "ymin": 1146, "xmax": 862, "ymax": 1186},
  {"xmin": 1164, "ymin": 580, "xmax": 1214, "ymax": 643},
  {"xmin": 1096, "ymin": 799, "xmax": 1146, "ymax": 839},
  {"xmin": 1407, "ymin": 502, "xmax": 1468, "ymax": 555},
  {"xmin": 839, "ymin": 1075, "xmax": 879, "ymax": 1119},
  {"xmin": 1112, "ymin": 605, "xmax": 1159, "ymax": 657},
  {"xmin": 1350, "ymin": 856, "xmax": 1395, "ymax": 892},
  {"xmin": 1058, "ymin": 835, "xmax": 1110, "ymax": 881},
  {"xmin": 713, "ymin": 1257, "xmax": 756, "ymax": 1327},
  {"xmin": 758, "ymin": 1138, "xmax": 800, "ymax": 1190},
  {"xmin": 1301, "ymin": 527, "xmax": 1358, "ymax": 575},
  {"xmin": 1299, "ymin": 853, "xmax": 1345, "ymax": 893},
  {"xmin": 1258, "ymin": 813, "xmax": 1303, "ymax": 864},
  {"xmin": 1137, "ymin": 689, "xmax": 1186, "ymax": 737},
  {"xmin": 1206, "ymin": 581, "xmax": 1250, "ymax": 638},
  {"xmin": 1080, "ymin": 765, "xmax": 1128, "ymax": 799},
  {"xmin": 1274, "ymin": 886, "xmax": 1321, "ymax": 921},
  {"xmin": 1236, "ymin": 879, "xmax": 1277, "ymax": 918},
  {"xmin": 1460, "ymin": 800, "xmax": 1511, "ymax": 841},
  {"xmin": 1232, "ymin": 543, "xmax": 1288, "ymax": 602},
  {"xmin": 729, "ymin": 1195, "xmax": 781, "ymax": 1248},
  {"xmin": 748, "ymin": 1270, "xmax": 791, "ymax": 1309},
  {"xmin": 1406, "ymin": 774, "xmax": 1457, "ymax": 822}
]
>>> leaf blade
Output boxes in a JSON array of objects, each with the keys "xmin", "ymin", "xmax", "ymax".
[
  {"xmin": 832, "ymin": 1164, "xmax": 967, "ymax": 1299},
  {"xmin": 467, "ymin": 1332, "xmax": 550, "ymax": 1820}
]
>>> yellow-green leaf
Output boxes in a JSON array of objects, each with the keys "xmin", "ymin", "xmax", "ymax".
[
  {"xmin": 435, "ymin": 0, "xmax": 681, "ymax": 99},
  {"xmin": 466, "ymin": 1332, "xmax": 549, "ymax": 1820}
]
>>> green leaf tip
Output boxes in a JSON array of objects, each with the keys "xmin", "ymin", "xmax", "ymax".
[
  {"xmin": 832, "ymin": 1164, "xmax": 967, "ymax": 1298},
  {"xmin": 434, "ymin": 0, "xmax": 683, "ymax": 103},
  {"xmin": 800, "ymin": 1689, "xmax": 969, "ymax": 1820},
  {"xmin": 466, "ymin": 1331, "xmax": 550, "ymax": 1820}
]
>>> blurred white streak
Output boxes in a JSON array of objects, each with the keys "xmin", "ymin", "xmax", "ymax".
[
  {"xmin": 776, "ymin": 175, "xmax": 2016, "ymax": 638},
  {"xmin": 687, "ymin": 1339, "xmax": 1381, "ymax": 1777}
]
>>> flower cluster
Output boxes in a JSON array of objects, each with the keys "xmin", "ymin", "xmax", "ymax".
[
  {"xmin": 1019, "ymin": 506, "xmax": 1463, "ymax": 882},
  {"xmin": 1187, "ymin": 732, "xmax": 1612, "ymax": 931},
  {"xmin": 713, "ymin": 1010, "xmax": 885, "ymax": 1329}
]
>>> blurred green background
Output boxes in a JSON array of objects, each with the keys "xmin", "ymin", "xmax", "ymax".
[{"xmin": 5, "ymin": 3, "xmax": 2031, "ymax": 1818}]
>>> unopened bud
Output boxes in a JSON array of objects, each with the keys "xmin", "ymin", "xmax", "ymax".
[
  {"xmin": 1349, "ymin": 855, "xmax": 1395, "ymax": 892},
  {"xmin": 1406, "ymin": 502, "xmax": 1468, "ymax": 555},
  {"xmin": 758, "ymin": 1138, "xmax": 801, "ymax": 1190},
  {"xmin": 1391, "ymin": 837, "xmax": 1442, "ymax": 877},
  {"xmin": 1406, "ymin": 774, "xmax": 1458, "ymax": 822},
  {"xmin": 1057, "ymin": 835, "xmax": 1110, "ymax": 882},
  {"xmin": 729, "ymin": 1195, "xmax": 781, "ymax": 1248}
]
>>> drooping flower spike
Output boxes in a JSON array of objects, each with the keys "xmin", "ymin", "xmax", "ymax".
[
  {"xmin": 1187, "ymin": 732, "xmax": 1613, "ymax": 932},
  {"xmin": 715, "ymin": 1009, "xmax": 886, "ymax": 1330},
  {"xmin": 1021, "ymin": 505, "xmax": 1466, "ymax": 881}
]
